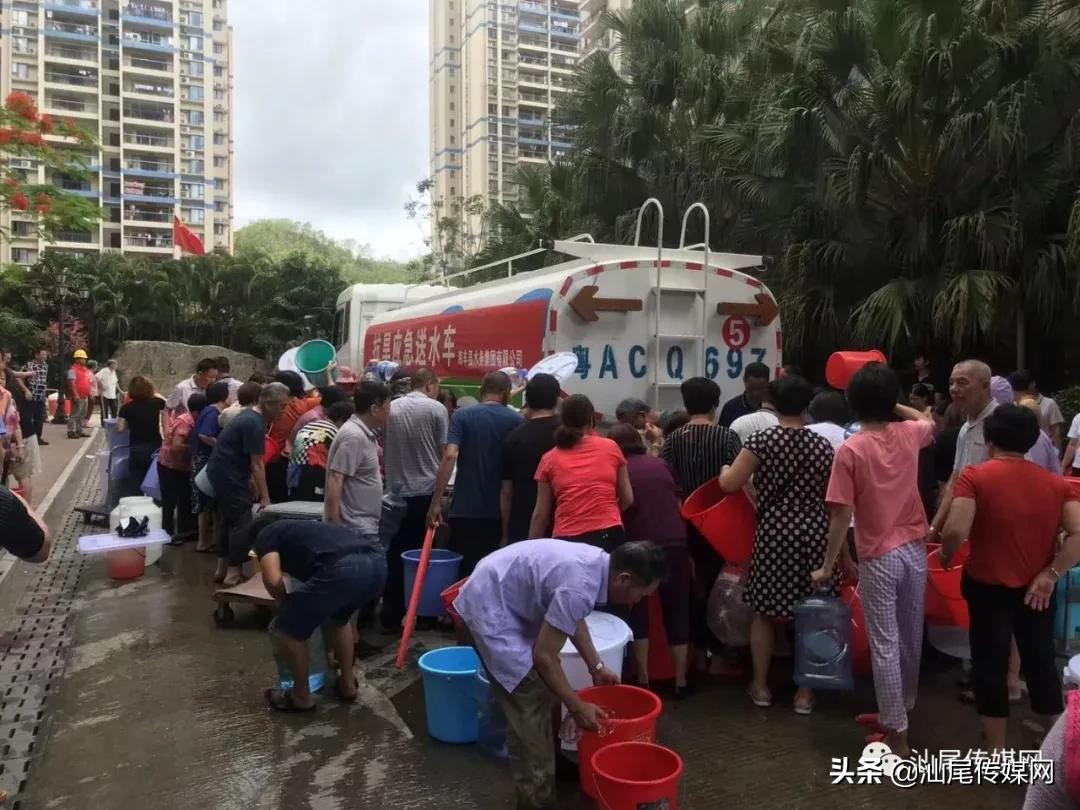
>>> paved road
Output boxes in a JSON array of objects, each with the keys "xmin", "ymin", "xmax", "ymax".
[{"xmin": 0, "ymin": 449, "xmax": 1043, "ymax": 808}]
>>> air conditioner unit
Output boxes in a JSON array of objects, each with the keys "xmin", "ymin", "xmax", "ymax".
[{"xmin": 181, "ymin": 76, "xmax": 190, "ymax": 83}]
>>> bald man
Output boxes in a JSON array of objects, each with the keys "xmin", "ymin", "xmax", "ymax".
[{"xmin": 928, "ymin": 360, "xmax": 995, "ymax": 543}]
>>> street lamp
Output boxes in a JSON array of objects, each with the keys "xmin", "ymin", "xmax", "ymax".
[{"xmin": 26, "ymin": 268, "xmax": 90, "ymax": 424}]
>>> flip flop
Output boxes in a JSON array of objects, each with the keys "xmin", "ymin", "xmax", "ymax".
[
  {"xmin": 856, "ymin": 712, "xmax": 884, "ymax": 733},
  {"xmin": 265, "ymin": 688, "xmax": 316, "ymax": 713},
  {"xmin": 793, "ymin": 698, "xmax": 814, "ymax": 716},
  {"xmin": 747, "ymin": 686, "xmax": 772, "ymax": 708},
  {"xmin": 334, "ymin": 677, "xmax": 360, "ymax": 704}
]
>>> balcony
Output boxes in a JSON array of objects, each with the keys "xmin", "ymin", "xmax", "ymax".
[
  {"xmin": 125, "ymin": 233, "xmax": 173, "ymax": 249},
  {"xmin": 125, "ymin": 131, "xmax": 173, "ymax": 148},
  {"xmin": 44, "ymin": 95, "xmax": 98, "ymax": 116},
  {"xmin": 46, "ymin": 44, "xmax": 97, "ymax": 62},
  {"xmin": 123, "ymin": 32, "xmax": 176, "ymax": 53},
  {"xmin": 520, "ymin": 1, "xmax": 549, "ymax": 15},
  {"xmin": 519, "ymin": 22, "xmax": 549, "ymax": 35},
  {"xmin": 54, "ymin": 230, "xmax": 97, "ymax": 244},
  {"xmin": 519, "ymin": 55, "xmax": 549, "ymax": 68},
  {"xmin": 124, "ymin": 159, "xmax": 175, "ymax": 178},
  {"xmin": 124, "ymin": 206, "xmax": 172, "ymax": 223},
  {"xmin": 45, "ymin": 20, "xmax": 100, "ymax": 42},
  {"xmin": 125, "ymin": 104, "xmax": 174, "ymax": 126},
  {"xmin": 519, "ymin": 91, "xmax": 550, "ymax": 106},
  {"xmin": 124, "ymin": 55, "xmax": 172, "ymax": 73},
  {"xmin": 551, "ymin": 24, "xmax": 580, "ymax": 40},
  {"xmin": 125, "ymin": 79, "xmax": 174, "ymax": 98},
  {"xmin": 44, "ymin": 0, "xmax": 100, "ymax": 15},
  {"xmin": 122, "ymin": 179, "xmax": 176, "ymax": 204},
  {"xmin": 44, "ymin": 70, "xmax": 99, "ymax": 90},
  {"xmin": 124, "ymin": 3, "xmax": 174, "ymax": 28}
]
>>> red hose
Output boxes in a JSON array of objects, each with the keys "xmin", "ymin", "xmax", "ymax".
[{"xmin": 395, "ymin": 525, "xmax": 437, "ymax": 669}]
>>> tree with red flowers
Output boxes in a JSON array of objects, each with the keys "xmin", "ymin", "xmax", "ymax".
[{"xmin": 0, "ymin": 91, "xmax": 100, "ymax": 242}]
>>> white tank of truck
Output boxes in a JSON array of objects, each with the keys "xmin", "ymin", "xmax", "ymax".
[
  {"xmin": 352, "ymin": 200, "xmax": 783, "ymax": 418},
  {"xmin": 333, "ymin": 282, "xmax": 450, "ymax": 372}
]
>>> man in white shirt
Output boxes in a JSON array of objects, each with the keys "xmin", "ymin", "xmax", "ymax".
[
  {"xmin": 162, "ymin": 357, "xmax": 218, "ymax": 433},
  {"xmin": 928, "ymin": 360, "xmax": 997, "ymax": 544},
  {"xmin": 1008, "ymin": 370, "xmax": 1064, "ymax": 450},
  {"xmin": 729, "ymin": 391, "xmax": 780, "ymax": 443},
  {"xmin": 95, "ymin": 359, "xmax": 122, "ymax": 421}
]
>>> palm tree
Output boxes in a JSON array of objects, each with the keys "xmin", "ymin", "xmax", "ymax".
[{"xmin": 557, "ymin": 0, "xmax": 1080, "ymax": 373}]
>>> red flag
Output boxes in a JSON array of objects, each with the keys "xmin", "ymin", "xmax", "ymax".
[{"xmin": 173, "ymin": 216, "xmax": 205, "ymax": 256}]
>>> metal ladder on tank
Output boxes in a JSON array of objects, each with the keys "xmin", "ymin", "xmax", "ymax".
[{"xmin": 635, "ymin": 199, "xmax": 712, "ymax": 411}]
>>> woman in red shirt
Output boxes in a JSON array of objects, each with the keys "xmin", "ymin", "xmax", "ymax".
[
  {"xmin": 530, "ymin": 395, "xmax": 633, "ymax": 551},
  {"xmin": 942, "ymin": 404, "xmax": 1080, "ymax": 751},
  {"xmin": 610, "ymin": 423, "xmax": 692, "ymax": 696}
]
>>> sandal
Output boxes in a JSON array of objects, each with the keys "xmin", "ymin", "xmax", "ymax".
[
  {"xmin": 221, "ymin": 573, "xmax": 245, "ymax": 589},
  {"xmin": 856, "ymin": 712, "xmax": 884, "ymax": 733},
  {"xmin": 747, "ymin": 686, "xmax": 772, "ymax": 708},
  {"xmin": 334, "ymin": 677, "xmax": 360, "ymax": 704},
  {"xmin": 264, "ymin": 688, "xmax": 316, "ymax": 714},
  {"xmin": 793, "ymin": 697, "xmax": 814, "ymax": 715}
]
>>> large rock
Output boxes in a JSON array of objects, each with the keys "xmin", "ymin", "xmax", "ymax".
[{"xmin": 111, "ymin": 341, "xmax": 268, "ymax": 391}]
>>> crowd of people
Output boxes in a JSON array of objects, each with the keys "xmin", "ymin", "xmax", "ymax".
[{"xmin": 3, "ymin": 342, "xmax": 1080, "ymax": 807}]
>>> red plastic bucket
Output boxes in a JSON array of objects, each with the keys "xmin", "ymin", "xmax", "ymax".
[
  {"xmin": 107, "ymin": 548, "xmax": 145, "ymax": 580},
  {"xmin": 925, "ymin": 546, "xmax": 970, "ymax": 628},
  {"xmin": 440, "ymin": 577, "xmax": 468, "ymax": 637},
  {"xmin": 825, "ymin": 350, "xmax": 886, "ymax": 390},
  {"xmin": 681, "ymin": 480, "xmax": 755, "ymax": 565},
  {"xmin": 839, "ymin": 583, "xmax": 871, "ymax": 677},
  {"xmin": 1066, "ymin": 478, "xmax": 1080, "ymax": 499},
  {"xmin": 577, "ymin": 684, "xmax": 663, "ymax": 799},
  {"xmin": 646, "ymin": 591, "xmax": 675, "ymax": 682},
  {"xmin": 592, "ymin": 741, "xmax": 683, "ymax": 810}
]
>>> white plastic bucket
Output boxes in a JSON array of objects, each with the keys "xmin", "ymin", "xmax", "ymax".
[
  {"xmin": 1064, "ymin": 654, "xmax": 1080, "ymax": 688},
  {"xmin": 109, "ymin": 496, "xmax": 164, "ymax": 567},
  {"xmin": 558, "ymin": 611, "xmax": 631, "ymax": 752}
]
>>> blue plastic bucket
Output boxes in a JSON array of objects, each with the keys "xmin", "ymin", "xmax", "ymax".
[
  {"xmin": 418, "ymin": 646, "xmax": 480, "ymax": 743},
  {"xmin": 403, "ymin": 549, "xmax": 464, "ymax": 617}
]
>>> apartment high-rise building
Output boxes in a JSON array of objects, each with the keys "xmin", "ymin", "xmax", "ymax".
[
  {"xmin": 580, "ymin": 0, "xmax": 633, "ymax": 67},
  {"xmin": 429, "ymin": 0, "xmax": 580, "ymax": 217},
  {"xmin": 0, "ymin": 0, "xmax": 234, "ymax": 268}
]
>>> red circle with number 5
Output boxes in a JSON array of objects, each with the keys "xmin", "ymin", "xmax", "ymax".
[{"xmin": 722, "ymin": 316, "xmax": 750, "ymax": 349}]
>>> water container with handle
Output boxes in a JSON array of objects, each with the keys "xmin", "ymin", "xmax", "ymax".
[
  {"xmin": 825, "ymin": 350, "xmax": 886, "ymax": 390},
  {"xmin": 793, "ymin": 590, "xmax": 853, "ymax": 691}
]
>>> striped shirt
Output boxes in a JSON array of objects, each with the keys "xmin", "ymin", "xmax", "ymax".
[{"xmin": 660, "ymin": 422, "xmax": 742, "ymax": 495}]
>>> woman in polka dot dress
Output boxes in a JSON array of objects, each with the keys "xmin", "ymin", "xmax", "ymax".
[{"xmin": 720, "ymin": 374, "xmax": 835, "ymax": 714}]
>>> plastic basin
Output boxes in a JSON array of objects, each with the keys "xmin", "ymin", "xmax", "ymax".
[{"xmin": 681, "ymin": 479, "xmax": 755, "ymax": 564}]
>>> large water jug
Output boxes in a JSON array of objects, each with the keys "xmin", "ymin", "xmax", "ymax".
[
  {"xmin": 794, "ymin": 591, "xmax": 853, "ymax": 691},
  {"xmin": 272, "ymin": 621, "xmax": 329, "ymax": 693},
  {"xmin": 476, "ymin": 665, "xmax": 508, "ymax": 760},
  {"xmin": 109, "ymin": 496, "xmax": 163, "ymax": 566}
]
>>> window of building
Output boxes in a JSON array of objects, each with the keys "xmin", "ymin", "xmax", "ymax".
[
  {"xmin": 214, "ymin": 222, "xmax": 227, "ymax": 234},
  {"xmin": 183, "ymin": 207, "xmax": 205, "ymax": 225},
  {"xmin": 214, "ymin": 43, "xmax": 224, "ymax": 55},
  {"xmin": 213, "ymin": 133, "xmax": 226, "ymax": 145},
  {"xmin": 449, "ymin": 34, "xmax": 454, "ymax": 43},
  {"xmin": 188, "ymin": 134, "xmax": 205, "ymax": 149},
  {"xmin": 214, "ymin": 200, "xmax": 226, "ymax": 212},
  {"xmin": 184, "ymin": 110, "xmax": 205, "ymax": 125},
  {"xmin": 450, "ymin": 118, "xmax": 455, "ymax": 128},
  {"xmin": 12, "ymin": 249, "xmax": 36, "ymax": 265},
  {"xmin": 213, "ymin": 19, "xmax": 224, "ymax": 31},
  {"xmin": 185, "ymin": 60, "xmax": 204, "ymax": 77},
  {"xmin": 214, "ymin": 88, "xmax": 225, "ymax": 101},
  {"xmin": 12, "ymin": 37, "xmax": 35, "ymax": 56},
  {"xmin": 214, "ymin": 178, "xmax": 225, "ymax": 189},
  {"xmin": 213, "ymin": 156, "xmax": 226, "ymax": 168},
  {"xmin": 213, "ymin": 111, "xmax": 225, "ymax": 124},
  {"xmin": 489, "ymin": 104, "xmax": 497, "ymax": 114},
  {"xmin": 449, "ymin": 101, "xmax": 455, "ymax": 111},
  {"xmin": 450, "ymin": 186, "xmax": 456, "ymax": 196},
  {"xmin": 11, "ymin": 63, "xmax": 32, "ymax": 81},
  {"xmin": 11, "ymin": 10, "xmax": 31, "ymax": 27},
  {"xmin": 181, "ymin": 182, "xmax": 204, "ymax": 199},
  {"xmin": 184, "ymin": 159, "xmax": 205, "ymax": 174},
  {"xmin": 450, "ymin": 85, "xmax": 455, "ymax": 93},
  {"xmin": 187, "ymin": 36, "xmax": 203, "ymax": 51},
  {"xmin": 449, "ymin": 136, "xmax": 455, "ymax": 144},
  {"xmin": 186, "ymin": 85, "xmax": 204, "ymax": 101},
  {"xmin": 188, "ymin": 12, "xmax": 204, "ymax": 27},
  {"xmin": 214, "ymin": 65, "xmax": 224, "ymax": 78}
]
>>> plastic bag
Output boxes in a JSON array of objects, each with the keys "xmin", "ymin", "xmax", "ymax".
[
  {"xmin": 140, "ymin": 450, "xmax": 161, "ymax": 500},
  {"xmin": 707, "ymin": 565, "xmax": 754, "ymax": 647}
]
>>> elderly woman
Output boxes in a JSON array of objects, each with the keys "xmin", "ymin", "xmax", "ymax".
[
  {"xmin": 942, "ymin": 405, "xmax": 1080, "ymax": 752},
  {"xmin": 116, "ymin": 375, "xmax": 165, "ymax": 498},
  {"xmin": 719, "ymin": 374, "xmax": 834, "ymax": 715},
  {"xmin": 609, "ymin": 423, "xmax": 692, "ymax": 696}
]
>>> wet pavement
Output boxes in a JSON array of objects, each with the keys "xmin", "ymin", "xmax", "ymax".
[{"xmin": 1, "ymin": 438, "xmax": 1044, "ymax": 807}]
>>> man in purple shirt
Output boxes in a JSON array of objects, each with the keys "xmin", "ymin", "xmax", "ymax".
[{"xmin": 454, "ymin": 539, "xmax": 667, "ymax": 809}]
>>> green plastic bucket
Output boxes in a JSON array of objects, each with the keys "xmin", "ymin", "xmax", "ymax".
[{"xmin": 294, "ymin": 340, "xmax": 338, "ymax": 386}]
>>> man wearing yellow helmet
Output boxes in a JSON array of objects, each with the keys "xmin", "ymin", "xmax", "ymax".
[{"xmin": 66, "ymin": 349, "xmax": 92, "ymax": 439}]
